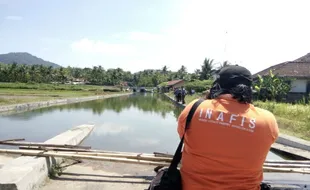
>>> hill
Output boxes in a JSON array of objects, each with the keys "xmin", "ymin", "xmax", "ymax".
[
  {"xmin": 294, "ymin": 52, "xmax": 310, "ymax": 62},
  {"xmin": 0, "ymin": 52, "xmax": 61, "ymax": 68}
]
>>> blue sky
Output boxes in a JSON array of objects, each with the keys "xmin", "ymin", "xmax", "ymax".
[{"xmin": 1, "ymin": 0, "xmax": 310, "ymax": 74}]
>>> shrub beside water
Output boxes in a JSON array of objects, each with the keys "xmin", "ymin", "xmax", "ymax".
[{"xmin": 184, "ymin": 80, "xmax": 213, "ymax": 93}]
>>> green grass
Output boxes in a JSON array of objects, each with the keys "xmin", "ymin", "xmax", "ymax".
[
  {"xmin": 167, "ymin": 92, "xmax": 310, "ymax": 141},
  {"xmin": 0, "ymin": 82, "xmax": 124, "ymax": 106},
  {"xmin": 0, "ymin": 82, "xmax": 121, "ymax": 92},
  {"xmin": 0, "ymin": 96, "xmax": 56, "ymax": 106},
  {"xmin": 254, "ymin": 101, "xmax": 310, "ymax": 140}
]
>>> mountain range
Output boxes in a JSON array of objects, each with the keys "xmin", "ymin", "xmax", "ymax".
[{"xmin": 0, "ymin": 52, "xmax": 61, "ymax": 68}]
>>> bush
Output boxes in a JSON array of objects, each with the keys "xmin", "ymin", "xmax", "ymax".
[
  {"xmin": 253, "ymin": 70, "xmax": 291, "ymax": 102},
  {"xmin": 184, "ymin": 80, "xmax": 213, "ymax": 93}
]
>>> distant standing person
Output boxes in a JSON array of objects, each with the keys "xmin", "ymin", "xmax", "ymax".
[
  {"xmin": 174, "ymin": 88, "xmax": 180, "ymax": 102},
  {"xmin": 181, "ymin": 86, "xmax": 187, "ymax": 104}
]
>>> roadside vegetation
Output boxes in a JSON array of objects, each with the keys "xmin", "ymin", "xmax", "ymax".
[{"xmin": 0, "ymin": 82, "xmax": 122, "ymax": 106}]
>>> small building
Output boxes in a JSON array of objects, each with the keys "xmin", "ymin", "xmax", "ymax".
[
  {"xmin": 158, "ymin": 79, "xmax": 185, "ymax": 93},
  {"xmin": 167, "ymin": 79, "xmax": 185, "ymax": 89},
  {"xmin": 253, "ymin": 61, "xmax": 310, "ymax": 102}
]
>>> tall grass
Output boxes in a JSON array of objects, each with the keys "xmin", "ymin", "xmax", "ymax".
[
  {"xmin": 254, "ymin": 101, "xmax": 310, "ymax": 140},
  {"xmin": 0, "ymin": 82, "xmax": 121, "ymax": 92}
]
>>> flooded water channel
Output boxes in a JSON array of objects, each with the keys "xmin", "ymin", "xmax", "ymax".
[{"xmin": 0, "ymin": 93, "xmax": 284, "ymax": 159}]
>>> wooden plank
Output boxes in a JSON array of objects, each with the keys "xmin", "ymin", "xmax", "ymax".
[
  {"xmin": 0, "ymin": 138, "xmax": 25, "ymax": 142},
  {"xmin": 0, "ymin": 141, "xmax": 91, "ymax": 149}
]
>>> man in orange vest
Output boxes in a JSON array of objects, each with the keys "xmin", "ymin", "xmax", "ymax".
[{"xmin": 177, "ymin": 65, "xmax": 279, "ymax": 190}]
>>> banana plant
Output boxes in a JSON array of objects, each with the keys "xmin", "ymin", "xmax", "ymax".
[{"xmin": 254, "ymin": 70, "xmax": 292, "ymax": 101}]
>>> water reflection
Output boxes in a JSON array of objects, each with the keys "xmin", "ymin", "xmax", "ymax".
[
  {"xmin": 3, "ymin": 93, "xmax": 182, "ymax": 121},
  {"xmin": 0, "ymin": 93, "xmax": 283, "ymax": 159},
  {"xmin": 0, "ymin": 93, "xmax": 183, "ymax": 154}
]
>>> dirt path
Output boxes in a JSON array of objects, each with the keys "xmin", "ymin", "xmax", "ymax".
[{"xmin": 41, "ymin": 159, "xmax": 155, "ymax": 190}]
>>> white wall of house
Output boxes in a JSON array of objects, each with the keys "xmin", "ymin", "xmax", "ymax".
[{"xmin": 290, "ymin": 79, "xmax": 307, "ymax": 93}]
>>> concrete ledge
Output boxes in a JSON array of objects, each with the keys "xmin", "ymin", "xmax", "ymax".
[
  {"xmin": 276, "ymin": 133, "xmax": 310, "ymax": 152},
  {"xmin": 271, "ymin": 143, "xmax": 310, "ymax": 160},
  {"xmin": 0, "ymin": 93, "xmax": 131, "ymax": 115},
  {"xmin": 0, "ymin": 124, "xmax": 94, "ymax": 190},
  {"xmin": 163, "ymin": 93, "xmax": 186, "ymax": 108}
]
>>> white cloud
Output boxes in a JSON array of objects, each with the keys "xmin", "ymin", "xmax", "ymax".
[
  {"xmin": 5, "ymin": 16, "xmax": 23, "ymax": 21},
  {"xmin": 93, "ymin": 123, "xmax": 130, "ymax": 136},
  {"xmin": 69, "ymin": 0, "xmax": 310, "ymax": 74},
  {"xmin": 70, "ymin": 38, "xmax": 137, "ymax": 56},
  {"xmin": 126, "ymin": 0, "xmax": 310, "ymax": 74},
  {"xmin": 130, "ymin": 138, "xmax": 160, "ymax": 147}
]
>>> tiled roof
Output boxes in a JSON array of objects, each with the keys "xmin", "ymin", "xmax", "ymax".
[
  {"xmin": 253, "ymin": 61, "xmax": 310, "ymax": 78},
  {"xmin": 167, "ymin": 79, "xmax": 183, "ymax": 86}
]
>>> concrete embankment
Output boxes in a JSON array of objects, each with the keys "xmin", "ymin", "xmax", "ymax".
[
  {"xmin": 163, "ymin": 93, "xmax": 310, "ymax": 159},
  {"xmin": 0, "ymin": 124, "xmax": 94, "ymax": 190},
  {"xmin": 0, "ymin": 93, "xmax": 132, "ymax": 115}
]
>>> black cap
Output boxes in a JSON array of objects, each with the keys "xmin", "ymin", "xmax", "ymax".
[{"xmin": 217, "ymin": 65, "xmax": 252, "ymax": 89}]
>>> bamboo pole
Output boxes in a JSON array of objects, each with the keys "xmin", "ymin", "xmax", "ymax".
[
  {"xmin": 69, "ymin": 152, "xmax": 173, "ymax": 162},
  {"xmin": 264, "ymin": 163, "xmax": 310, "ymax": 168},
  {"xmin": 19, "ymin": 147, "xmax": 172, "ymax": 162},
  {"xmin": 0, "ymin": 141, "xmax": 91, "ymax": 149},
  {"xmin": 0, "ymin": 138, "xmax": 25, "ymax": 142},
  {"xmin": 263, "ymin": 167, "xmax": 310, "ymax": 174},
  {"xmin": 18, "ymin": 146, "xmax": 310, "ymax": 166},
  {"xmin": 153, "ymin": 152, "xmax": 173, "ymax": 158},
  {"xmin": 65, "ymin": 152, "xmax": 310, "ymax": 167},
  {"xmin": 19, "ymin": 146, "xmax": 155, "ymax": 156},
  {"xmin": 264, "ymin": 160, "xmax": 310, "ymax": 164},
  {"xmin": 19, "ymin": 146, "xmax": 94, "ymax": 152},
  {"xmin": 0, "ymin": 148, "xmax": 169, "ymax": 166},
  {"xmin": 1, "ymin": 148, "xmax": 310, "ymax": 174}
]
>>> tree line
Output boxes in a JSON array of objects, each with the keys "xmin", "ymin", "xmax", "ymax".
[
  {"xmin": 0, "ymin": 59, "xmax": 295, "ymax": 103},
  {"xmin": 0, "ymin": 58, "xmax": 227, "ymax": 87}
]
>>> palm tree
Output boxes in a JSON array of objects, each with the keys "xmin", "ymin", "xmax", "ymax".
[
  {"xmin": 200, "ymin": 58, "xmax": 216, "ymax": 80},
  {"xmin": 177, "ymin": 65, "xmax": 187, "ymax": 79},
  {"xmin": 161, "ymin": 65, "xmax": 168, "ymax": 75}
]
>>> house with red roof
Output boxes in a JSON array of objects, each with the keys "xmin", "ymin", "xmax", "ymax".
[
  {"xmin": 158, "ymin": 79, "xmax": 185, "ymax": 93},
  {"xmin": 253, "ymin": 53, "xmax": 310, "ymax": 102},
  {"xmin": 166, "ymin": 79, "xmax": 184, "ymax": 89}
]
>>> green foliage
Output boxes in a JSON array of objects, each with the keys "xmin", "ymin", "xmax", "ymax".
[
  {"xmin": 184, "ymin": 80, "xmax": 213, "ymax": 92},
  {"xmin": 0, "ymin": 82, "xmax": 121, "ymax": 92},
  {"xmin": 254, "ymin": 100, "xmax": 310, "ymax": 140},
  {"xmin": 253, "ymin": 70, "xmax": 292, "ymax": 101},
  {"xmin": 200, "ymin": 58, "xmax": 216, "ymax": 80},
  {"xmin": 158, "ymin": 82, "xmax": 168, "ymax": 87},
  {"xmin": 0, "ymin": 57, "xmax": 221, "ymax": 92}
]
